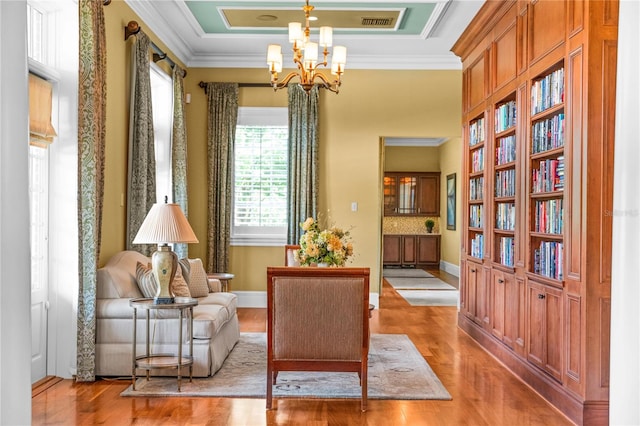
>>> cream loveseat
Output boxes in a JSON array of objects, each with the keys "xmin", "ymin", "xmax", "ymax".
[{"xmin": 95, "ymin": 250, "xmax": 240, "ymax": 377}]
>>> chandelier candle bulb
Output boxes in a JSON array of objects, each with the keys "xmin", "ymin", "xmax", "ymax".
[
  {"xmin": 332, "ymin": 46, "xmax": 347, "ymax": 65},
  {"xmin": 267, "ymin": 44, "xmax": 281, "ymax": 63},
  {"xmin": 319, "ymin": 26, "xmax": 332, "ymax": 47},
  {"xmin": 288, "ymin": 22, "xmax": 303, "ymax": 44}
]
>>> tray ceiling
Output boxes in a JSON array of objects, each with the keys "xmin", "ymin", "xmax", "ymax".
[{"xmin": 124, "ymin": 0, "xmax": 484, "ymax": 69}]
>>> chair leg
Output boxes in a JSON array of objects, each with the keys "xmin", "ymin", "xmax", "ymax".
[
  {"xmin": 361, "ymin": 363, "xmax": 368, "ymax": 412},
  {"xmin": 266, "ymin": 366, "xmax": 273, "ymax": 409}
]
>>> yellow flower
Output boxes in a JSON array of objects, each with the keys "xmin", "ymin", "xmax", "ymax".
[{"xmin": 301, "ymin": 217, "xmax": 315, "ymax": 231}]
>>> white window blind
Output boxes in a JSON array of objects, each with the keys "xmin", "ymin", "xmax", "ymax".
[{"xmin": 232, "ymin": 107, "xmax": 288, "ymax": 246}]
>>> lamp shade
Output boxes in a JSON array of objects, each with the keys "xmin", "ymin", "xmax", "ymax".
[{"xmin": 132, "ymin": 203, "xmax": 199, "ymax": 244}]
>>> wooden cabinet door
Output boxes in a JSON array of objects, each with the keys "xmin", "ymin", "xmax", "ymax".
[
  {"xmin": 463, "ymin": 262, "xmax": 477, "ymax": 320},
  {"xmin": 527, "ymin": 280, "xmax": 563, "ymax": 382},
  {"xmin": 466, "ymin": 262, "xmax": 486, "ymax": 325},
  {"xmin": 417, "ymin": 235, "xmax": 440, "ymax": 266},
  {"xmin": 491, "ymin": 270, "xmax": 506, "ymax": 340},
  {"xmin": 503, "ymin": 274, "xmax": 522, "ymax": 352},
  {"xmin": 417, "ymin": 174, "xmax": 440, "ymax": 215},
  {"xmin": 544, "ymin": 286, "xmax": 563, "ymax": 381},
  {"xmin": 401, "ymin": 235, "xmax": 416, "ymax": 265},
  {"xmin": 383, "ymin": 175, "xmax": 397, "ymax": 215},
  {"xmin": 383, "ymin": 235, "xmax": 402, "ymax": 265}
]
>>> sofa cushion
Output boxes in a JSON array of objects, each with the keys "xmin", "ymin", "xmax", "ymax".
[
  {"xmin": 198, "ymin": 292, "xmax": 238, "ymax": 317},
  {"xmin": 97, "ymin": 251, "xmax": 148, "ymax": 299},
  {"xmin": 187, "ymin": 258, "xmax": 210, "ymax": 298},
  {"xmin": 192, "ymin": 304, "xmax": 231, "ymax": 339}
]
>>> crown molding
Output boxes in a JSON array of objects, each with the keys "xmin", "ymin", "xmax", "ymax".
[{"xmin": 188, "ymin": 52, "xmax": 461, "ymax": 70}]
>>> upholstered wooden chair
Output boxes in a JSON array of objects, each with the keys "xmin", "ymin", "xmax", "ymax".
[
  {"xmin": 284, "ymin": 244, "xmax": 301, "ymax": 266},
  {"xmin": 266, "ymin": 266, "xmax": 370, "ymax": 411}
]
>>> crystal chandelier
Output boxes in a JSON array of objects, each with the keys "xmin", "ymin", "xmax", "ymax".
[{"xmin": 266, "ymin": 0, "xmax": 347, "ymax": 94}]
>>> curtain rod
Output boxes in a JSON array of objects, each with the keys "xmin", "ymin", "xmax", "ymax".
[
  {"xmin": 198, "ymin": 81, "xmax": 273, "ymax": 93},
  {"xmin": 124, "ymin": 21, "xmax": 186, "ymax": 78}
]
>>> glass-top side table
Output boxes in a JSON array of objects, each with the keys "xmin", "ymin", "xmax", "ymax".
[
  {"xmin": 129, "ymin": 297, "xmax": 198, "ymax": 391},
  {"xmin": 207, "ymin": 272, "xmax": 234, "ymax": 292}
]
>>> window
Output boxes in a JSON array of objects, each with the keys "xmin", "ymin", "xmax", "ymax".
[
  {"xmin": 232, "ymin": 107, "xmax": 288, "ymax": 246},
  {"xmin": 149, "ymin": 63, "xmax": 173, "ymax": 203}
]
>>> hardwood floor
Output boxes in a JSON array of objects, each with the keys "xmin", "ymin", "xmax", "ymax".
[{"xmin": 32, "ymin": 269, "xmax": 573, "ymax": 425}]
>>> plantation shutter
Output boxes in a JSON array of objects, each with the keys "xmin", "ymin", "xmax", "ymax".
[{"xmin": 234, "ymin": 125, "xmax": 288, "ymax": 227}]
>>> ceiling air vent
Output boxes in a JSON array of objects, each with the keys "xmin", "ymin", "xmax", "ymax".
[{"xmin": 361, "ymin": 17, "xmax": 394, "ymax": 27}]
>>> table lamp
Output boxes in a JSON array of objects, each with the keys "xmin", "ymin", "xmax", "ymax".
[{"xmin": 132, "ymin": 198, "xmax": 198, "ymax": 304}]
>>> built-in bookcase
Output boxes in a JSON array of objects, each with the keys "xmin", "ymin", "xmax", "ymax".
[
  {"xmin": 468, "ymin": 115, "xmax": 485, "ymax": 259},
  {"xmin": 454, "ymin": 2, "xmax": 617, "ymax": 423},
  {"xmin": 528, "ymin": 63, "xmax": 565, "ymax": 282},
  {"xmin": 493, "ymin": 96, "xmax": 517, "ymax": 268}
]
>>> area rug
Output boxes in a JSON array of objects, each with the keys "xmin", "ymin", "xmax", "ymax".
[
  {"xmin": 396, "ymin": 289, "xmax": 459, "ymax": 307},
  {"xmin": 382, "ymin": 268, "xmax": 434, "ymax": 278},
  {"xmin": 121, "ymin": 333, "xmax": 451, "ymax": 401},
  {"xmin": 385, "ymin": 276, "xmax": 456, "ymax": 290}
]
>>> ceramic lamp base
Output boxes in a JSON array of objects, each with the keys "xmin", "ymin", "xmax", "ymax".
[{"xmin": 151, "ymin": 244, "xmax": 178, "ymax": 305}]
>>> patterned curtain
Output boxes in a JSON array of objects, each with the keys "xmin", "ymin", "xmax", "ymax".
[
  {"xmin": 126, "ymin": 30, "xmax": 155, "ymax": 256},
  {"xmin": 172, "ymin": 66, "xmax": 188, "ymax": 259},
  {"xmin": 206, "ymin": 83, "xmax": 238, "ymax": 273},
  {"xmin": 76, "ymin": 0, "xmax": 107, "ymax": 382},
  {"xmin": 287, "ymin": 84, "xmax": 319, "ymax": 244}
]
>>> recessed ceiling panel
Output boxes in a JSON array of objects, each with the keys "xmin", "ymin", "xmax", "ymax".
[
  {"xmin": 222, "ymin": 9, "xmax": 404, "ymax": 30},
  {"xmin": 185, "ymin": 2, "xmax": 436, "ymax": 35}
]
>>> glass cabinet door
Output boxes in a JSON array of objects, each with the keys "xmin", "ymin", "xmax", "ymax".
[
  {"xmin": 383, "ymin": 175, "xmax": 397, "ymax": 215},
  {"xmin": 397, "ymin": 176, "xmax": 417, "ymax": 214}
]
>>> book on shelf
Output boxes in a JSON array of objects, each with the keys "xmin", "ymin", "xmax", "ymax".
[
  {"xmin": 496, "ymin": 135, "xmax": 517, "ymax": 165},
  {"xmin": 532, "ymin": 156, "xmax": 564, "ymax": 193},
  {"xmin": 533, "ymin": 241, "xmax": 563, "ymax": 280},
  {"xmin": 500, "ymin": 236, "xmax": 515, "ymax": 267},
  {"xmin": 531, "ymin": 68, "xmax": 565, "ymax": 115},
  {"xmin": 495, "ymin": 100, "xmax": 517, "ymax": 133},
  {"xmin": 471, "ymin": 147, "xmax": 485, "ymax": 173},
  {"xmin": 470, "ymin": 177, "xmax": 484, "ymax": 200},
  {"xmin": 534, "ymin": 199, "xmax": 564, "ymax": 234},
  {"xmin": 470, "ymin": 205, "xmax": 484, "ymax": 228},
  {"xmin": 532, "ymin": 113, "xmax": 565, "ymax": 154},
  {"xmin": 495, "ymin": 203, "xmax": 516, "ymax": 231},
  {"xmin": 495, "ymin": 169, "xmax": 516, "ymax": 198},
  {"xmin": 471, "ymin": 233, "xmax": 484, "ymax": 258},
  {"xmin": 469, "ymin": 117, "xmax": 485, "ymax": 146}
]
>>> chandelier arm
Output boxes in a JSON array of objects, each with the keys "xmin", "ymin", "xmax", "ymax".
[{"xmin": 313, "ymin": 72, "xmax": 340, "ymax": 93}]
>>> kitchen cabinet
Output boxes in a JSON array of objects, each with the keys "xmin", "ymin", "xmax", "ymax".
[
  {"xmin": 383, "ymin": 172, "xmax": 440, "ymax": 216},
  {"xmin": 383, "ymin": 234, "xmax": 440, "ymax": 267}
]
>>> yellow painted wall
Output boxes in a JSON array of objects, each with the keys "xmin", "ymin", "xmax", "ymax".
[
  {"xmin": 99, "ymin": 6, "xmax": 464, "ymax": 291},
  {"xmin": 438, "ymin": 138, "xmax": 463, "ymax": 266},
  {"xmin": 384, "ymin": 146, "xmax": 440, "ymax": 172}
]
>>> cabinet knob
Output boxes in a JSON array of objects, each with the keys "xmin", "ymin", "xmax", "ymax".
[
  {"xmin": 538, "ymin": 293, "xmax": 545, "ymax": 299},
  {"xmin": 498, "ymin": 279, "xmax": 504, "ymax": 284},
  {"xmin": 470, "ymin": 268, "xmax": 476, "ymax": 273}
]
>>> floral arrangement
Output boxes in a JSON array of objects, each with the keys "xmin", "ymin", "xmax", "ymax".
[{"xmin": 295, "ymin": 217, "xmax": 354, "ymax": 267}]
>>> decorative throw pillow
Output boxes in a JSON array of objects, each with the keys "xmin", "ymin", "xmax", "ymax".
[
  {"xmin": 187, "ymin": 258, "xmax": 209, "ymax": 298},
  {"xmin": 136, "ymin": 262, "xmax": 157, "ymax": 298},
  {"xmin": 170, "ymin": 264, "xmax": 191, "ymax": 298},
  {"xmin": 178, "ymin": 258, "xmax": 191, "ymax": 283}
]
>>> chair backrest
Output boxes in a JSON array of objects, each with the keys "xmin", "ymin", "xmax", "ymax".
[
  {"xmin": 266, "ymin": 266, "xmax": 370, "ymax": 411},
  {"xmin": 267, "ymin": 266, "xmax": 370, "ymax": 360},
  {"xmin": 284, "ymin": 244, "xmax": 301, "ymax": 266}
]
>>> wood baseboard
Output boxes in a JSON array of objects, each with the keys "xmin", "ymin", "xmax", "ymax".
[
  {"xmin": 32, "ymin": 376, "xmax": 63, "ymax": 398},
  {"xmin": 458, "ymin": 313, "xmax": 608, "ymax": 425}
]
